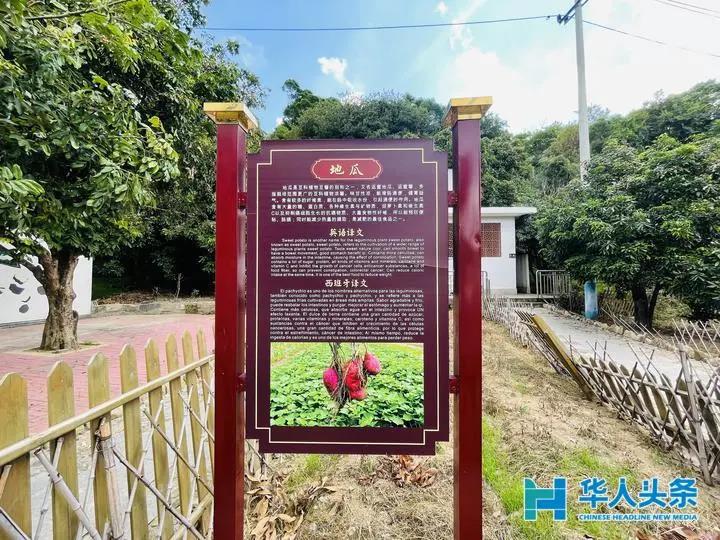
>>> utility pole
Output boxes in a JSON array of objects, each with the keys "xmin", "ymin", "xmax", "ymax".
[
  {"xmin": 558, "ymin": 0, "xmax": 591, "ymax": 180},
  {"xmin": 559, "ymin": 1, "xmax": 596, "ymax": 320}
]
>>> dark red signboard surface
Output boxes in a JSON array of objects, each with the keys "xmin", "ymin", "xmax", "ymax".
[{"xmin": 247, "ymin": 139, "xmax": 449, "ymax": 454}]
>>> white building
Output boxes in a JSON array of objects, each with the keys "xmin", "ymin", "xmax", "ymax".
[
  {"xmin": 476, "ymin": 207, "xmax": 537, "ymax": 295},
  {"xmin": 0, "ymin": 256, "xmax": 93, "ymax": 325},
  {"xmin": 448, "ymin": 206, "xmax": 537, "ymax": 296},
  {"xmin": 448, "ymin": 170, "xmax": 537, "ymax": 296}
]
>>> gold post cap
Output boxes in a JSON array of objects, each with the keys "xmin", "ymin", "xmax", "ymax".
[
  {"xmin": 442, "ymin": 96, "xmax": 493, "ymax": 127},
  {"xmin": 203, "ymin": 102, "xmax": 259, "ymax": 131}
]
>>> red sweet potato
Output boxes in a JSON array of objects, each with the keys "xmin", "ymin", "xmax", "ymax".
[
  {"xmin": 349, "ymin": 387, "xmax": 367, "ymax": 401},
  {"xmin": 363, "ymin": 351, "xmax": 382, "ymax": 375},
  {"xmin": 323, "ymin": 367, "xmax": 340, "ymax": 396},
  {"xmin": 343, "ymin": 359, "xmax": 364, "ymax": 392}
]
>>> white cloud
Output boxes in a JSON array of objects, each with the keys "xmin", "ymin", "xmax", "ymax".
[
  {"xmin": 275, "ymin": 117, "xmax": 284, "ymax": 127},
  {"xmin": 231, "ymin": 35, "xmax": 266, "ymax": 68},
  {"xmin": 435, "ymin": 1, "xmax": 448, "ymax": 16},
  {"xmin": 435, "ymin": 0, "xmax": 720, "ymax": 132},
  {"xmin": 318, "ymin": 56, "xmax": 355, "ymax": 90}
]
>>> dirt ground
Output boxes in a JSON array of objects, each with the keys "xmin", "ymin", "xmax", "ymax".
[
  {"xmin": 482, "ymin": 321, "xmax": 720, "ymax": 539},
  {"xmin": 245, "ymin": 321, "xmax": 720, "ymax": 539}
]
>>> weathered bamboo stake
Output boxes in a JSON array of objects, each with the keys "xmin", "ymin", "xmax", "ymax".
[
  {"xmin": 155, "ymin": 412, "xmax": 191, "ymax": 537},
  {"xmin": 200, "ymin": 378, "xmax": 214, "ymax": 400},
  {"xmin": 170, "ymin": 385, "xmax": 216, "ymax": 538},
  {"xmin": 121, "ymin": 398, "xmax": 167, "ymax": 534},
  {"xmin": 33, "ymin": 447, "xmax": 102, "ymax": 540},
  {"xmin": 680, "ymin": 347, "xmax": 713, "ymax": 484},
  {"xmin": 179, "ymin": 394, "xmax": 215, "ymax": 444},
  {"xmin": 0, "ymin": 465, "xmax": 11, "ymax": 500},
  {"xmin": 179, "ymin": 429, "xmax": 210, "ymax": 540},
  {"xmin": 74, "ymin": 443, "xmax": 99, "ymax": 540},
  {"xmin": 34, "ymin": 437, "xmax": 65, "ymax": 539},
  {"xmin": 0, "ymin": 508, "xmax": 29, "ymax": 540},
  {"xmin": 245, "ymin": 440, "xmax": 276, "ymax": 475},
  {"xmin": 98, "ymin": 421, "xmax": 124, "ymax": 539},
  {"xmin": 167, "ymin": 495, "xmax": 213, "ymax": 540},
  {"xmin": 110, "ymin": 449, "xmax": 204, "ymax": 540},
  {"xmin": 141, "ymin": 409, "xmax": 214, "ymax": 495}
]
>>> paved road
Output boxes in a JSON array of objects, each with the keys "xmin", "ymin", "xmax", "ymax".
[
  {"xmin": 535, "ymin": 307, "xmax": 715, "ymax": 383},
  {"xmin": 0, "ymin": 313, "xmax": 214, "ymax": 433}
]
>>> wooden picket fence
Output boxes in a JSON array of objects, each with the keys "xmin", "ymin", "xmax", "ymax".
[{"xmin": 0, "ymin": 330, "xmax": 215, "ymax": 539}]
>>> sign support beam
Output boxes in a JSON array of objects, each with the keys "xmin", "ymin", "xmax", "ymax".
[
  {"xmin": 205, "ymin": 102, "xmax": 257, "ymax": 540},
  {"xmin": 444, "ymin": 96, "xmax": 491, "ymax": 539}
]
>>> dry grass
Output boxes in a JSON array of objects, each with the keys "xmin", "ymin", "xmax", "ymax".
[{"xmin": 482, "ymin": 320, "xmax": 720, "ymax": 539}]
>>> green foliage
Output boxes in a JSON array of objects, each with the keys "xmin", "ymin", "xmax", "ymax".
[
  {"xmin": 537, "ymin": 135, "xmax": 720, "ymax": 321},
  {"xmin": 272, "ymin": 84, "xmax": 444, "ymax": 141},
  {"xmin": 0, "ymin": 1, "xmax": 182, "ymax": 262},
  {"xmin": 270, "ymin": 343, "xmax": 424, "ymax": 428},
  {"xmin": 481, "ymin": 134, "xmax": 535, "ymax": 206},
  {"xmin": 482, "ymin": 417, "xmax": 639, "ymax": 540}
]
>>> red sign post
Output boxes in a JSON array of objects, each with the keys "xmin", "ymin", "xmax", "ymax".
[
  {"xmin": 206, "ymin": 96, "xmax": 491, "ymax": 539},
  {"xmin": 445, "ymin": 97, "xmax": 492, "ymax": 538}
]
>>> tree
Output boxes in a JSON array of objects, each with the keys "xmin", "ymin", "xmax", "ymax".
[
  {"xmin": 0, "ymin": 0, "xmax": 188, "ymax": 348},
  {"xmin": 536, "ymin": 136, "xmax": 720, "ymax": 326},
  {"xmin": 278, "ymin": 79, "xmax": 322, "ymax": 127},
  {"xmin": 271, "ymin": 85, "xmax": 444, "ymax": 140},
  {"xmin": 481, "ymin": 134, "xmax": 534, "ymax": 206}
]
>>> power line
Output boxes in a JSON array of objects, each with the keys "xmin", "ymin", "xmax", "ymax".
[
  {"xmin": 654, "ymin": 0, "xmax": 720, "ymax": 16},
  {"xmin": 198, "ymin": 11, "xmax": 720, "ymax": 60},
  {"xmin": 648, "ymin": 0, "xmax": 720, "ymax": 20},
  {"xmin": 199, "ymin": 14, "xmax": 554, "ymax": 32},
  {"xmin": 584, "ymin": 19, "xmax": 720, "ymax": 58}
]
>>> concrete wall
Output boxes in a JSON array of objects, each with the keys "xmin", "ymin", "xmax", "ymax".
[
  {"xmin": 516, "ymin": 253, "xmax": 530, "ymax": 294},
  {"xmin": 0, "ymin": 257, "xmax": 93, "ymax": 325}
]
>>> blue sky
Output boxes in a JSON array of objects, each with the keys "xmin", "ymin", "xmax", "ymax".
[{"xmin": 199, "ymin": 0, "xmax": 720, "ymax": 133}]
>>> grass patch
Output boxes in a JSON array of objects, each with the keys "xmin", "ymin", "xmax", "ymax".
[
  {"xmin": 285, "ymin": 454, "xmax": 338, "ymax": 491},
  {"xmin": 482, "ymin": 417, "xmax": 642, "ymax": 539},
  {"xmin": 92, "ymin": 276, "xmax": 124, "ymax": 300}
]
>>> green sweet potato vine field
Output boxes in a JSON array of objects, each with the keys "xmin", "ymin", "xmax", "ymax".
[{"xmin": 270, "ymin": 342, "xmax": 424, "ymax": 428}]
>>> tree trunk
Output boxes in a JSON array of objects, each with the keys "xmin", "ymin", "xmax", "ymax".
[
  {"xmin": 648, "ymin": 284, "xmax": 661, "ymax": 328},
  {"xmin": 38, "ymin": 249, "xmax": 80, "ymax": 350},
  {"xmin": 631, "ymin": 284, "xmax": 652, "ymax": 330}
]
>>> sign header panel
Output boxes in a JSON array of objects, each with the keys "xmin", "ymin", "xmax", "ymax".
[{"xmin": 247, "ymin": 139, "xmax": 449, "ymax": 454}]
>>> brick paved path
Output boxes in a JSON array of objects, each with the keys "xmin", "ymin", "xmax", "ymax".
[{"xmin": 0, "ymin": 314, "xmax": 214, "ymax": 434}]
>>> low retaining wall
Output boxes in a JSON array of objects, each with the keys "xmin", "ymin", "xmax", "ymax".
[{"xmin": 92, "ymin": 300, "xmax": 214, "ymax": 316}]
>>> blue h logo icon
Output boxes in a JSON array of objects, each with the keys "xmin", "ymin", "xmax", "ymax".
[{"xmin": 524, "ymin": 477, "xmax": 567, "ymax": 521}]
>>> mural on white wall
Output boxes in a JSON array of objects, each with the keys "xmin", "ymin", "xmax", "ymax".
[
  {"xmin": 0, "ymin": 257, "xmax": 93, "ymax": 325},
  {"xmin": 0, "ymin": 268, "xmax": 47, "ymax": 315}
]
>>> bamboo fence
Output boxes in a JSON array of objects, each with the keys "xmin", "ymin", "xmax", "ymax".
[
  {"xmin": 483, "ymin": 297, "xmax": 720, "ymax": 484},
  {"xmin": 0, "ymin": 330, "xmax": 215, "ymax": 540},
  {"xmin": 570, "ymin": 343, "xmax": 720, "ymax": 485}
]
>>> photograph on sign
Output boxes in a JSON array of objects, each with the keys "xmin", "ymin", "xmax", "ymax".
[
  {"xmin": 247, "ymin": 139, "xmax": 449, "ymax": 454},
  {"xmin": 270, "ymin": 341, "xmax": 423, "ymax": 428}
]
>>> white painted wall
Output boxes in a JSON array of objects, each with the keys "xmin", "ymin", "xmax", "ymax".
[
  {"xmin": 448, "ymin": 216, "xmax": 518, "ymax": 295},
  {"xmin": 481, "ymin": 216, "xmax": 517, "ymax": 295},
  {"xmin": 0, "ymin": 256, "xmax": 93, "ymax": 325},
  {"xmin": 447, "ymin": 170, "xmax": 536, "ymax": 296}
]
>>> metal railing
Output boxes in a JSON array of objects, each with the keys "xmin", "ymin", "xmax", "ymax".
[{"xmin": 535, "ymin": 270, "xmax": 571, "ymax": 298}]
